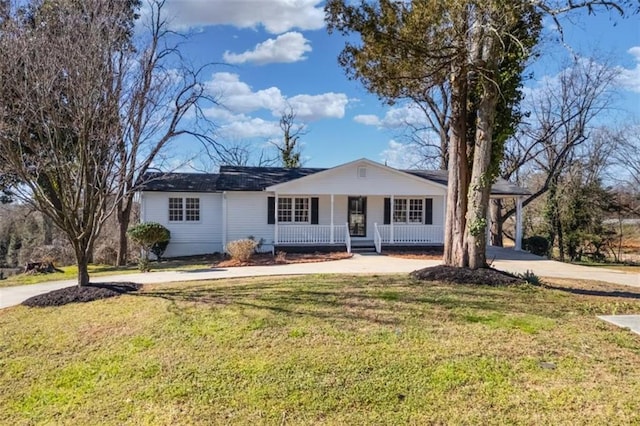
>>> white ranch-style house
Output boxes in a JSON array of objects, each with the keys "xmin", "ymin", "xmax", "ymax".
[{"xmin": 139, "ymin": 159, "xmax": 529, "ymax": 257}]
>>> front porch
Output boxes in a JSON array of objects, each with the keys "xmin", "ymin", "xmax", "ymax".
[{"xmin": 274, "ymin": 223, "xmax": 445, "ymax": 254}]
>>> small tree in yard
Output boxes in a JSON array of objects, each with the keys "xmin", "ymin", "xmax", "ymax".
[
  {"xmin": 127, "ymin": 223, "xmax": 170, "ymax": 271},
  {"xmin": 0, "ymin": 0, "xmax": 140, "ymax": 286}
]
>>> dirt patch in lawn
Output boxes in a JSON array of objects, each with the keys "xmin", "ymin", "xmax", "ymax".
[
  {"xmin": 22, "ymin": 282, "xmax": 142, "ymax": 307},
  {"xmin": 214, "ymin": 252, "xmax": 352, "ymax": 268},
  {"xmin": 411, "ymin": 265, "xmax": 524, "ymax": 286}
]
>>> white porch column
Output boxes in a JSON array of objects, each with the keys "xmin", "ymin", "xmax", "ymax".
[
  {"xmin": 515, "ymin": 196, "xmax": 523, "ymax": 251},
  {"xmin": 222, "ymin": 192, "xmax": 227, "ymax": 252},
  {"xmin": 390, "ymin": 195, "xmax": 395, "ymax": 244},
  {"xmin": 274, "ymin": 193, "xmax": 279, "ymax": 245},
  {"xmin": 330, "ymin": 194, "xmax": 335, "ymax": 244}
]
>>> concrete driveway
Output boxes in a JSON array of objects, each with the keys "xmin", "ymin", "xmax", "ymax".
[
  {"xmin": 1, "ymin": 248, "xmax": 638, "ymax": 309},
  {"xmin": 487, "ymin": 247, "xmax": 640, "ymax": 288}
]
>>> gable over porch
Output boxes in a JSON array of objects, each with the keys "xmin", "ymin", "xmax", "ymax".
[{"xmin": 266, "ymin": 159, "xmax": 448, "ymax": 252}]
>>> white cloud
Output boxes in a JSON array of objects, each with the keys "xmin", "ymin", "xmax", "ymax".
[
  {"xmin": 288, "ymin": 93, "xmax": 349, "ymax": 120},
  {"xmin": 380, "ymin": 140, "xmax": 424, "ymax": 169},
  {"xmin": 354, "ymin": 104, "xmax": 427, "ymax": 129},
  {"xmin": 217, "ymin": 117, "xmax": 281, "ymax": 139},
  {"xmin": 353, "ymin": 114, "xmax": 381, "ymax": 126},
  {"xmin": 161, "ymin": 0, "xmax": 324, "ymax": 34},
  {"xmin": 204, "ymin": 72, "xmax": 349, "ymax": 121},
  {"xmin": 223, "ymin": 32, "xmax": 312, "ymax": 65},
  {"xmin": 205, "ymin": 72, "xmax": 285, "ymax": 113},
  {"xmin": 617, "ymin": 46, "xmax": 640, "ymax": 93}
]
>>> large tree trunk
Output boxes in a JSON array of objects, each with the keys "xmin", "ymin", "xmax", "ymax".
[
  {"xmin": 73, "ymin": 244, "xmax": 91, "ymax": 287},
  {"xmin": 443, "ymin": 63, "xmax": 470, "ymax": 267},
  {"xmin": 464, "ymin": 75, "xmax": 498, "ymax": 269},
  {"xmin": 116, "ymin": 196, "xmax": 133, "ymax": 266},
  {"xmin": 489, "ymin": 199, "xmax": 503, "ymax": 246}
]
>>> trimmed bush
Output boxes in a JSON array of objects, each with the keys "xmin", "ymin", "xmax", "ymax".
[
  {"xmin": 522, "ymin": 236, "xmax": 549, "ymax": 257},
  {"xmin": 226, "ymin": 239, "xmax": 258, "ymax": 262},
  {"xmin": 127, "ymin": 222, "xmax": 170, "ymax": 271}
]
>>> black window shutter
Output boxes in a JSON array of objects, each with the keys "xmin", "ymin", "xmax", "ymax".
[
  {"xmin": 267, "ymin": 196, "xmax": 275, "ymax": 224},
  {"xmin": 311, "ymin": 197, "xmax": 319, "ymax": 224},
  {"xmin": 425, "ymin": 198, "xmax": 433, "ymax": 225},
  {"xmin": 384, "ymin": 198, "xmax": 391, "ymax": 225}
]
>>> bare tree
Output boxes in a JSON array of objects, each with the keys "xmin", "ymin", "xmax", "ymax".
[
  {"xmin": 113, "ymin": 0, "xmax": 220, "ymax": 265},
  {"xmin": 193, "ymin": 138, "xmax": 278, "ymax": 171},
  {"xmin": 395, "ymin": 84, "xmax": 451, "ymax": 170},
  {"xmin": 272, "ymin": 106, "xmax": 306, "ymax": 168},
  {"xmin": 0, "ymin": 0, "xmax": 139, "ymax": 286},
  {"xmin": 614, "ymin": 125, "xmax": 640, "ymax": 188},
  {"xmin": 490, "ymin": 57, "xmax": 620, "ymax": 246}
]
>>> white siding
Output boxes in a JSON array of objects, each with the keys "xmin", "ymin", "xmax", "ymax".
[
  {"xmin": 269, "ymin": 160, "xmax": 446, "ymax": 196},
  {"xmin": 225, "ymin": 192, "xmax": 274, "ymax": 253},
  {"xmin": 141, "ymin": 192, "xmax": 223, "ymax": 257}
]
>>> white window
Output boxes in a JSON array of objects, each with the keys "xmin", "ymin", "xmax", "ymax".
[
  {"xmin": 408, "ymin": 199, "xmax": 423, "ymax": 223},
  {"xmin": 278, "ymin": 197, "xmax": 309, "ymax": 223},
  {"xmin": 393, "ymin": 199, "xmax": 407, "ymax": 223},
  {"xmin": 278, "ymin": 197, "xmax": 292, "ymax": 222},
  {"xmin": 169, "ymin": 197, "xmax": 200, "ymax": 222},
  {"xmin": 394, "ymin": 198, "xmax": 424, "ymax": 224},
  {"xmin": 185, "ymin": 198, "xmax": 200, "ymax": 221},
  {"xmin": 169, "ymin": 197, "xmax": 183, "ymax": 221},
  {"xmin": 294, "ymin": 198, "xmax": 309, "ymax": 222}
]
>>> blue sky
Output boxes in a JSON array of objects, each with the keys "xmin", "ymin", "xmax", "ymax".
[{"xmin": 150, "ymin": 0, "xmax": 640, "ymax": 170}]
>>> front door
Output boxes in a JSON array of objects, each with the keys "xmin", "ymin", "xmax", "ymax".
[{"xmin": 348, "ymin": 196, "xmax": 367, "ymax": 237}]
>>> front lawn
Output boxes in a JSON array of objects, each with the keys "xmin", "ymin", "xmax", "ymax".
[{"xmin": 1, "ymin": 275, "xmax": 639, "ymax": 424}]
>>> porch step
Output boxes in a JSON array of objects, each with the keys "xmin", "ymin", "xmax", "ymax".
[{"xmin": 350, "ymin": 240, "xmax": 377, "ymax": 253}]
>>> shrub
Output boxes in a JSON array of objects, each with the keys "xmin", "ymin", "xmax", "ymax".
[
  {"xmin": 247, "ymin": 235, "xmax": 264, "ymax": 253},
  {"xmin": 94, "ymin": 245, "xmax": 118, "ymax": 266},
  {"xmin": 275, "ymin": 251, "xmax": 287, "ymax": 264},
  {"xmin": 127, "ymin": 222, "xmax": 170, "ymax": 271},
  {"xmin": 519, "ymin": 270, "xmax": 542, "ymax": 286},
  {"xmin": 29, "ymin": 241, "xmax": 75, "ymax": 266},
  {"xmin": 226, "ymin": 239, "xmax": 258, "ymax": 262},
  {"xmin": 522, "ymin": 236, "xmax": 549, "ymax": 257}
]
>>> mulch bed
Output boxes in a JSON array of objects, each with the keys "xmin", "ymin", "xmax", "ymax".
[
  {"xmin": 22, "ymin": 282, "xmax": 142, "ymax": 308},
  {"xmin": 410, "ymin": 265, "xmax": 524, "ymax": 286},
  {"xmin": 214, "ymin": 252, "xmax": 352, "ymax": 268}
]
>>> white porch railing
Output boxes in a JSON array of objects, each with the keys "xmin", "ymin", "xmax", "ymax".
[
  {"xmin": 373, "ymin": 223, "xmax": 382, "ymax": 254},
  {"xmin": 377, "ymin": 224, "xmax": 444, "ymax": 244},
  {"xmin": 277, "ymin": 224, "xmax": 349, "ymax": 245}
]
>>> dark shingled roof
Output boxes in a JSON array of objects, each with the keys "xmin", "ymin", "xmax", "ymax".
[
  {"xmin": 405, "ymin": 169, "xmax": 530, "ymax": 196},
  {"xmin": 139, "ymin": 172, "xmax": 220, "ymax": 192},
  {"xmin": 215, "ymin": 166, "xmax": 325, "ymax": 191},
  {"xmin": 139, "ymin": 166, "xmax": 529, "ymax": 196}
]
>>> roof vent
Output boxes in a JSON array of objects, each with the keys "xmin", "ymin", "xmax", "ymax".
[{"xmin": 357, "ymin": 166, "xmax": 367, "ymax": 178}]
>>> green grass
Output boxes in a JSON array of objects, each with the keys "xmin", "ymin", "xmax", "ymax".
[
  {"xmin": 0, "ymin": 260, "xmax": 214, "ymax": 288},
  {"xmin": 2, "ymin": 275, "xmax": 640, "ymax": 424}
]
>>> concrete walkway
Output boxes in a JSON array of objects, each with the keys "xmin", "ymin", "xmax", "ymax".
[
  {"xmin": 598, "ymin": 315, "xmax": 640, "ymax": 336},
  {"xmin": 1, "ymin": 248, "xmax": 639, "ymax": 309}
]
